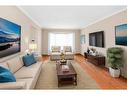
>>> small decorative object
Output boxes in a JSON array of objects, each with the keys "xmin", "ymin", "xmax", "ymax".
[
  {"xmin": 115, "ymin": 24, "xmax": 127, "ymax": 46},
  {"xmin": 95, "ymin": 51, "xmax": 99, "ymax": 56},
  {"xmin": 61, "ymin": 51, "xmax": 65, "ymax": 60},
  {"xmin": 61, "ymin": 51, "xmax": 64, "ymax": 58},
  {"xmin": 91, "ymin": 48, "xmax": 96, "ymax": 53},
  {"xmin": 60, "ymin": 60, "xmax": 67, "ymax": 64},
  {"xmin": 62, "ymin": 65, "xmax": 69, "ymax": 72},
  {"xmin": 80, "ymin": 35, "xmax": 85, "ymax": 44},
  {"xmin": 107, "ymin": 47, "xmax": 123, "ymax": 77},
  {"xmin": 87, "ymin": 47, "xmax": 90, "ymax": 54},
  {"xmin": 60, "ymin": 51, "xmax": 66, "ymax": 64}
]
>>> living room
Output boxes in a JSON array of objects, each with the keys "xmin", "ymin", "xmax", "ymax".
[{"xmin": 0, "ymin": 4, "xmax": 127, "ymax": 93}]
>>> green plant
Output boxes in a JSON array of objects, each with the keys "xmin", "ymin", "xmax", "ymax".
[{"xmin": 107, "ymin": 47, "xmax": 123, "ymax": 69}]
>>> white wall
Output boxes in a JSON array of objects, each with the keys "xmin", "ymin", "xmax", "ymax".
[
  {"xmin": 42, "ymin": 29, "xmax": 80, "ymax": 55},
  {"xmin": 0, "ymin": 6, "xmax": 42, "ymax": 62},
  {"xmin": 80, "ymin": 9, "xmax": 127, "ymax": 78}
]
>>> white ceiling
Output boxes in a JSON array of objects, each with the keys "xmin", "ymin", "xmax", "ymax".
[{"xmin": 19, "ymin": 6, "xmax": 127, "ymax": 29}]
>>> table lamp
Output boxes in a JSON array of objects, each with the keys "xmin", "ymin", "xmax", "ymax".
[{"xmin": 29, "ymin": 43, "xmax": 37, "ymax": 53}]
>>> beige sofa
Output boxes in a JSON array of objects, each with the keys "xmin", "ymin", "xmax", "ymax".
[
  {"xmin": 50, "ymin": 46, "xmax": 61, "ymax": 61},
  {"xmin": 63, "ymin": 46, "xmax": 74, "ymax": 60},
  {"xmin": 0, "ymin": 55, "xmax": 42, "ymax": 89}
]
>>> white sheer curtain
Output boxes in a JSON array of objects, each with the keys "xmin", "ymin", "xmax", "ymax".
[{"xmin": 48, "ymin": 32, "xmax": 75, "ymax": 53}]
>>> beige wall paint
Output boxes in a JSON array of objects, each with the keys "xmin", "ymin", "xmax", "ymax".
[
  {"xmin": 0, "ymin": 6, "xmax": 42, "ymax": 62},
  {"xmin": 80, "ymin": 9, "xmax": 127, "ymax": 78},
  {"xmin": 42, "ymin": 29, "xmax": 81, "ymax": 55}
]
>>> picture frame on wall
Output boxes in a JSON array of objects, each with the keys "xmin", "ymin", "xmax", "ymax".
[
  {"xmin": 115, "ymin": 24, "xmax": 127, "ymax": 46},
  {"xmin": 80, "ymin": 35, "xmax": 85, "ymax": 44},
  {"xmin": 0, "ymin": 18, "xmax": 21, "ymax": 58}
]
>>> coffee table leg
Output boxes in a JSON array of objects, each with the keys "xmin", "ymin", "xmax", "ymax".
[
  {"xmin": 58, "ymin": 78, "xmax": 60, "ymax": 87},
  {"xmin": 58, "ymin": 77, "xmax": 61, "ymax": 87},
  {"xmin": 58, "ymin": 83, "xmax": 60, "ymax": 87},
  {"xmin": 74, "ymin": 75, "xmax": 77, "ymax": 85}
]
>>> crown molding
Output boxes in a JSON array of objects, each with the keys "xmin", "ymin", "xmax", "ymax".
[
  {"xmin": 81, "ymin": 7, "xmax": 127, "ymax": 30},
  {"xmin": 17, "ymin": 6, "xmax": 127, "ymax": 30},
  {"xmin": 17, "ymin": 6, "xmax": 42, "ymax": 28}
]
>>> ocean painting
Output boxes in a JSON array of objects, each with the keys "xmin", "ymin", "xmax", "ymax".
[
  {"xmin": 0, "ymin": 18, "xmax": 21, "ymax": 58},
  {"xmin": 115, "ymin": 24, "xmax": 127, "ymax": 46}
]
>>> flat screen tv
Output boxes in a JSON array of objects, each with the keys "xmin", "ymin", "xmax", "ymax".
[
  {"xmin": 0, "ymin": 18, "xmax": 21, "ymax": 58},
  {"xmin": 89, "ymin": 31, "xmax": 104, "ymax": 47}
]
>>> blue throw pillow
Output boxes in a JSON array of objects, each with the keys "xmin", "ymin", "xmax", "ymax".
[
  {"xmin": 0, "ymin": 66, "xmax": 16, "ymax": 83},
  {"xmin": 22, "ymin": 54, "xmax": 37, "ymax": 66},
  {"xmin": 31, "ymin": 54, "xmax": 37, "ymax": 63}
]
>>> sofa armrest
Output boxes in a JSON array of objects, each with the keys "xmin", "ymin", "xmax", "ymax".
[{"xmin": 0, "ymin": 82, "xmax": 26, "ymax": 89}]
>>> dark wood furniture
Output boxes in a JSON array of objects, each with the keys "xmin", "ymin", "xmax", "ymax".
[
  {"xmin": 56, "ymin": 61, "xmax": 77, "ymax": 87},
  {"xmin": 84, "ymin": 52, "xmax": 88, "ymax": 58},
  {"xmin": 84, "ymin": 52, "xmax": 105, "ymax": 65}
]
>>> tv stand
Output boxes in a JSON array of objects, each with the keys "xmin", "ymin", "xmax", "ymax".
[{"xmin": 84, "ymin": 52, "xmax": 105, "ymax": 65}]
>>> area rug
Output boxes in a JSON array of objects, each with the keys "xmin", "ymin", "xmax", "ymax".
[{"xmin": 35, "ymin": 60, "xmax": 100, "ymax": 89}]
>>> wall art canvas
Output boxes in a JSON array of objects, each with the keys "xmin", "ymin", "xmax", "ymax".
[
  {"xmin": 0, "ymin": 18, "xmax": 21, "ymax": 58},
  {"xmin": 80, "ymin": 35, "xmax": 85, "ymax": 44},
  {"xmin": 115, "ymin": 24, "xmax": 127, "ymax": 46}
]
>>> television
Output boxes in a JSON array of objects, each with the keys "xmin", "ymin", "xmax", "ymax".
[
  {"xmin": 89, "ymin": 31, "xmax": 104, "ymax": 47},
  {"xmin": 0, "ymin": 18, "xmax": 21, "ymax": 58}
]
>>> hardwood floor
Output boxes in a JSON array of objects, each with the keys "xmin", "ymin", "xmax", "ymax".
[{"xmin": 42, "ymin": 54, "xmax": 127, "ymax": 89}]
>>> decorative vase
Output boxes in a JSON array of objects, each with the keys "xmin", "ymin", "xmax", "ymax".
[{"xmin": 109, "ymin": 67, "xmax": 120, "ymax": 77}]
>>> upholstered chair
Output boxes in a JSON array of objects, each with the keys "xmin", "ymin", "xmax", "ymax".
[
  {"xmin": 50, "ymin": 46, "xmax": 61, "ymax": 60},
  {"xmin": 63, "ymin": 46, "xmax": 74, "ymax": 60}
]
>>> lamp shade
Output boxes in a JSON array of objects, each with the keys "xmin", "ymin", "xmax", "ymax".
[{"xmin": 29, "ymin": 43, "xmax": 37, "ymax": 50}]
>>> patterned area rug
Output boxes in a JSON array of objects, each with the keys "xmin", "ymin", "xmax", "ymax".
[{"xmin": 35, "ymin": 60, "xmax": 100, "ymax": 89}]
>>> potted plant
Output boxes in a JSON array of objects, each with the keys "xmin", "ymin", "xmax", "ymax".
[{"xmin": 107, "ymin": 47, "xmax": 123, "ymax": 77}]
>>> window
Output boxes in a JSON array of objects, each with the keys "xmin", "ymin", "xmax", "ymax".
[{"xmin": 48, "ymin": 32, "xmax": 75, "ymax": 52}]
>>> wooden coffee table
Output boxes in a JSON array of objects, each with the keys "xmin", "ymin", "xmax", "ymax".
[{"xmin": 56, "ymin": 61, "xmax": 77, "ymax": 87}]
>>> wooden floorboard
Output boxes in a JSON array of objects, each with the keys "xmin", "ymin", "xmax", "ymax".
[{"xmin": 42, "ymin": 54, "xmax": 127, "ymax": 89}]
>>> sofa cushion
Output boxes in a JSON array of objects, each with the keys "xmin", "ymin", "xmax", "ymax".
[
  {"xmin": 0, "ymin": 66, "xmax": 16, "ymax": 83},
  {"xmin": 7, "ymin": 57, "xmax": 24, "ymax": 74},
  {"xmin": 14, "ymin": 67, "xmax": 36, "ymax": 79},
  {"xmin": 22, "ymin": 54, "xmax": 37, "ymax": 67},
  {"xmin": 0, "ymin": 81, "xmax": 26, "ymax": 89},
  {"xmin": 65, "ymin": 52, "xmax": 73, "ymax": 55},
  {"xmin": 17, "ymin": 78, "xmax": 33, "ymax": 89},
  {"xmin": 0, "ymin": 62, "xmax": 9, "ymax": 70},
  {"xmin": 50, "ymin": 52, "xmax": 61, "ymax": 60},
  {"xmin": 14, "ymin": 62, "xmax": 42, "ymax": 79},
  {"xmin": 25, "ymin": 61, "xmax": 42, "ymax": 69},
  {"xmin": 64, "ymin": 52, "xmax": 74, "ymax": 60},
  {"xmin": 51, "ymin": 52, "xmax": 61, "ymax": 55}
]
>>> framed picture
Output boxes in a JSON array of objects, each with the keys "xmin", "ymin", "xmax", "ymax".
[
  {"xmin": 115, "ymin": 24, "xmax": 127, "ymax": 46},
  {"xmin": 80, "ymin": 35, "xmax": 85, "ymax": 44},
  {"xmin": 0, "ymin": 18, "xmax": 21, "ymax": 58}
]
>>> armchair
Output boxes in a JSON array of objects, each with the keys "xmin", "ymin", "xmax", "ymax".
[
  {"xmin": 63, "ymin": 46, "xmax": 74, "ymax": 60},
  {"xmin": 50, "ymin": 46, "xmax": 61, "ymax": 61}
]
